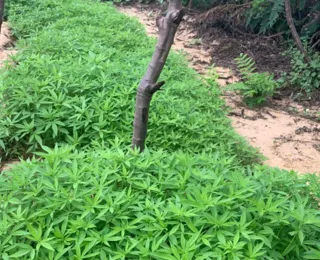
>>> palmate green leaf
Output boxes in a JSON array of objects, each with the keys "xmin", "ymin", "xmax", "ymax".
[
  {"xmin": 217, "ymin": 232, "xmax": 226, "ymax": 245},
  {"xmin": 12, "ymin": 230, "xmax": 30, "ymax": 236},
  {"xmin": 303, "ymin": 248, "xmax": 320, "ymax": 259},
  {"xmin": 27, "ymin": 224, "xmax": 42, "ymax": 242},
  {"xmin": 201, "ymin": 237, "xmax": 211, "ymax": 248},
  {"xmin": 185, "ymin": 218, "xmax": 198, "ymax": 233},
  {"xmin": 152, "ymin": 233, "xmax": 169, "ymax": 252},
  {"xmin": 8, "ymin": 248, "xmax": 32, "ymax": 258},
  {"xmin": 100, "ymin": 250, "xmax": 108, "ymax": 260},
  {"xmin": 53, "ymin": 246, "xmax": 71, "ymax": 260},
  {"xmin": 246, "ymin": 242, "xmax": 266, "ymax": 258},
  {"xmin": 82, "ymin": 239, "xmax": 98, "ymax": 256},
  {"xmin": 40, "ymin": 241, "xmax": 55, "ymax": 251},
  {"xmin": 169, "ymin": 225, "xmax": 180, "ymax": 236},
  {"xmin": 186, "ymin": 231, "xmax": 201, "ymax": 249},
  {"xmin": 170, "ymin": 242, "xmax": 180, "ymax": 259}
]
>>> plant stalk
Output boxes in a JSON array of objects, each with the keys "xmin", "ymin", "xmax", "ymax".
[{"xmin": 132, "ymin": 0, "xmax": 185, "ymax": 152}]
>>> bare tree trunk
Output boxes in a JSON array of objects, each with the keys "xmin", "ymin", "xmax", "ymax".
[
  {"xmin": 132, "ymin": 0, "xmax": 185, "ymax": 152},
  {"xmin": 0, "ymin": 0, "xmax": 4, "ymax": 33},
  {"xmin": 284, "ymin": 0, "xmax": 310, "ymax": 63},
  {"xmin": 187, "ymin": 0, "xmax": 193, "ymax": 9}
]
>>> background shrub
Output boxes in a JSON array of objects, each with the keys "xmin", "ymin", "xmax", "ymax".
[{"xmin": 282, "ymin": 47, "xmax": 320, "ymax": 94}]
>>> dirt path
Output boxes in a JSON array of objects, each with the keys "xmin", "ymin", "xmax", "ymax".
[
  {"xmin": 118, "ymin": 5, "xmax": 320, "ymax": 174},
  {"xmin": 0, "ymin": 23, "xmax": 16, "ymax": 67}
]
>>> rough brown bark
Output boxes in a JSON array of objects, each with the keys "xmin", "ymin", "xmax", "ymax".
[
  {"xmin": 0, "ymin": 0, "xmax": 4, "ymax": 33},
  {"xmin": 284, "ymin": 0, "xmax": 310, "ymax": 63},
  {"xmin": 132, "ymin": 0, "xmax": 185, "ymax": 152}
]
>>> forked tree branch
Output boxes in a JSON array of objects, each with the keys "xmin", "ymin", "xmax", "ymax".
[{"xmin": 132, "ymin": 0, "xmax": 185, "ymax": 152}]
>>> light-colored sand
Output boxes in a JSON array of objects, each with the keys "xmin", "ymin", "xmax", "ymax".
[{"xmin": 0, "ymin": 22, "xmax": 16, "ymax": 67}]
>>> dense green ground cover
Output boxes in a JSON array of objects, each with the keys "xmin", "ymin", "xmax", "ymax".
[
  {"xmin": 0, "ymin": 0, "xmax": 320, "ymax": 259},
  {"xmin": 1, "ymin": 146, "xmax": 319, "ymax": 259}
]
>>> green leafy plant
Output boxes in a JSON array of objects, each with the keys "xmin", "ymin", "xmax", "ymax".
[
  {"xmin": 0, "ymin": 146, "xmax": 320, "ymax": 259},
  {"xmin": 282, "ymin": 47, "xmax": 320, "ymax": 94},
  {"xmin": 246, "ymin": 0, "xmax": 285, "ymax": 34},
  {"xmin": 228, "ymin": 53, "xmax": 277, "ymax": 106}
]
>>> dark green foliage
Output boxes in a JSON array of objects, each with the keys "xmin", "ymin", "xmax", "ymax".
[
  {"xmin": 235, "ymin": 0, "xmax": 319, "ymax": 38},
  {"xmin": 282, "ymin": 47, "xmax": 320, "ymax": 94},
  {"xmin": 0, "ymin": 0, "xmax": 258, "ymax": 165},
  {"xmin": 192, "ymin": 0, "xmax": 319, "ymax": 46},
  {"xmin": 228, "ymin": 54, "xmax": 277, "ymax": 106},
  {"xmin": 246, "ymin": 0, "xmax": 285, "ymax": 34},
  {"xmin": 1, "ymin": 146, "xmax": 320, "ymax": 259}
]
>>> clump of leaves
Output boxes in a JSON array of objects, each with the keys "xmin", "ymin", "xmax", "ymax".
[
  {"xmin": 245, "ymin": 0, "xmax": 320, "ymax": 40},
  {"xmin": 228, "ymin": 53, "xmax": 277, "ymax": 107},
  {"xmin": 0, "ymin": 0, "xmax": 259, "ymax": 165},
  {"xmin": 0, "ymin": 146, "xmax": 320, "ymax": 259},
  {"xmin": 282, "ymin": 47, "xmax": 320, "ymax": 94},
  {"xmin": 246, "ymin": 0, "xmax": 285, "ymax": 34}
]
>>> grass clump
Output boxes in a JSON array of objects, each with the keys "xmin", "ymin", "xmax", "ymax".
[
  {"xmin": 1, "ymin": 0, "xmax": 258, "ymax": 165},
  {"xmin": 1, "ymin": 146, "xmax": 320, "ymax": 259}
]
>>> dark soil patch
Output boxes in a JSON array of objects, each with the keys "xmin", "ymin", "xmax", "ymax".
[{"xmin": 195, "ymin": 23, "xmax": 292, "ymax": 78}]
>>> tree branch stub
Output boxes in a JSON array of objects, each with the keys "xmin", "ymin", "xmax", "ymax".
[{"xmin": 132, "ymin": 0, "xmax": 185, "ymax": 152}]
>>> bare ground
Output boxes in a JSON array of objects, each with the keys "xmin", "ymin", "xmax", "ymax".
[
  {"xmin": 118, "ymin": 5, "xmax": 320, "ymax": 174},
  {"xmin": 0, "ymin": 22, "xmax": 16, "ymax": 67}
]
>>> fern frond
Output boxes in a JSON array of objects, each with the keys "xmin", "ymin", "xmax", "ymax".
[
  {"xmin": 268, "ymin": 0, "xmax": 285, "ymax": 29},
  {"xmin": 259, "ymin": 0, "xmax": 285, "ymax": 34},
  {"xmin": 235, "ymin": 53, "xmax": 257, "ymax": 79}
]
